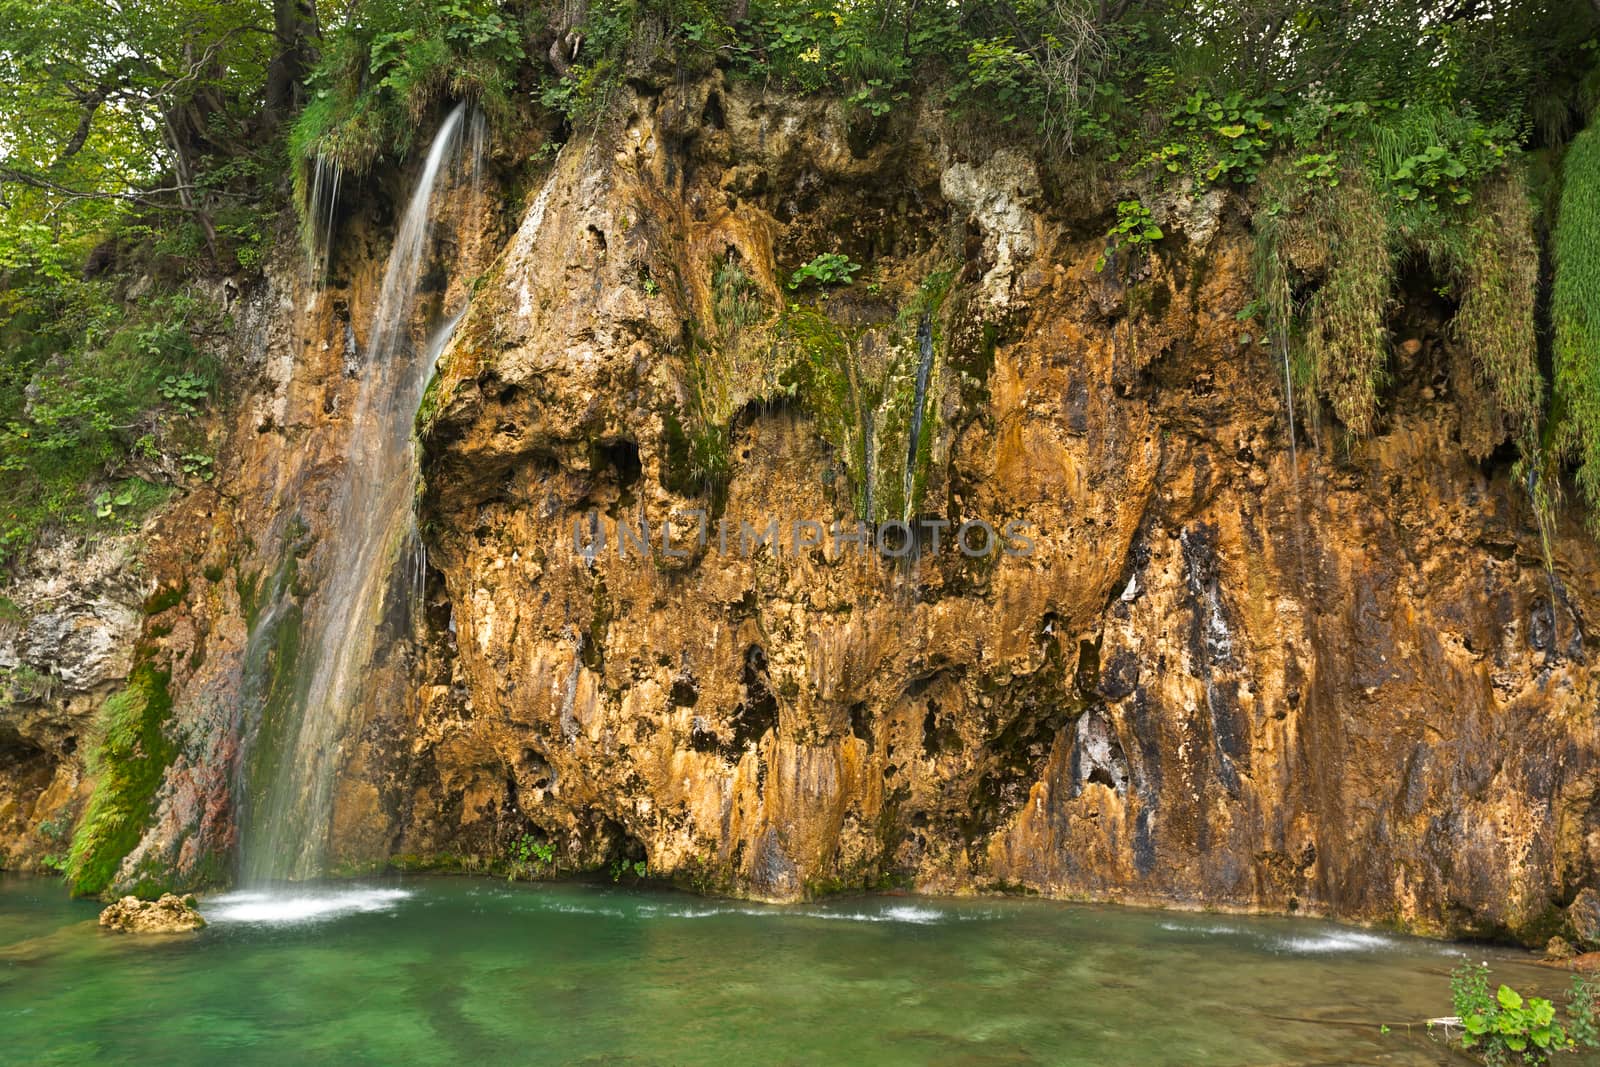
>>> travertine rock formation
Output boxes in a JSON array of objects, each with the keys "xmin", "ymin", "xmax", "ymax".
[
  {"xmin": 98, "ymin": 892, "xmax": 205, "ymax": 933},
  {"xmin": 4, "ymin": 75, "xmax": 1596, "ymax": 946},
  {"xmin": 403, "ymin": 79, "xmax": 1600, "ymax": 941}
]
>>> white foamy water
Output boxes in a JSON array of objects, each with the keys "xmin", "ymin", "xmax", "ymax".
[
  {"xmin": 1272, "ymin": 930, "xmax": 1399, "ymax": 954},
  {"xmin": 537, "ymin": 899, "xmax": 954, "ymax": 925},
  {"xmin": 204, "ymin": 887, "xmax": 412, "ymax": 925},
  {"xmin": 1158, "ymin": 918, "xmax": 1422, "ymax": 955},
  {"xmin": 1158, "ymin": 921, "xmax": 1245, "ymax": 936}
]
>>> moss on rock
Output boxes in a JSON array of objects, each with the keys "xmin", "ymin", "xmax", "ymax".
[{"xmin": 65, "ymin": 661, "xmax": 176, "ymax": 897}]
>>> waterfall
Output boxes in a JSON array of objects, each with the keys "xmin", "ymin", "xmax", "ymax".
[
  {"xmin": 241, "ymin": 104, "xmax": 475, "ymax": 883},
  {"xmin": 305, "ymin": 152, "xmax": 343, "ymax": 284},
  {"xmin": 903, "ymin": 314, "xmax": 934, "ymax": 522}
]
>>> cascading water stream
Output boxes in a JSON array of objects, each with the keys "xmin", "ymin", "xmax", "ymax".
[
  {"xmin": 305, "ymin": 153, "xmax": 344, "ymax": 284},
  {"xmin": 241, "ymin": 103, "xmax": 474, "ymax": 883},
  {"xmin": 903, "ymin": 314, "xmax": 934, "ymax": 523}
]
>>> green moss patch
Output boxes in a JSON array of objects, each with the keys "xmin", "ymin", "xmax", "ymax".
[{"xmin": 65, "ymin": 661, "xmax": 176, "ymax": 896}]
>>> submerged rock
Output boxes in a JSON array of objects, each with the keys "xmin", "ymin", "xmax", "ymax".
[{"xmin": 98, "ymin": 894, "xmax": 205, "ymax": 934}]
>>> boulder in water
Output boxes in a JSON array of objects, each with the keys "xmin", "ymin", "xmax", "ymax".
[
  {"xmin": 98, "ymin": 893, "xmax": 205, "ymax": 933},
  {"xmin": 1569, "ymin": 888, "xmax": 1600, "ymax": 950},
  {"xmin": 1547, "ymin": 935, "xmax": 1579, "ymax": 961}
]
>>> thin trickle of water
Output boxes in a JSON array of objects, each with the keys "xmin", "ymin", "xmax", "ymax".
[
  {"xmin": 1277, "ymin": 336, "xmax": 1298, "ymax": 479},
  {"xmin": 468, "ymin": 110, "xmax": 488, "ymax": 223},
  {"xmin": 862, "ymin": 407, "xmax": 876, "ymax": 523},
  {"xmin": 306, "ymin": 153, "xmax": 344, "ymax": 284},
  {"xmin": 903, "ymin": 314, "xmax": 935, "ymax": 522},
  {"xmin": 243, "ymin": 104, "xmax": 479, "ymax": 883}
]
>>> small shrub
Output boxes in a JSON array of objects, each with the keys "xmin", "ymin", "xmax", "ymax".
[
  {"xmin": 1446, "ymin": 962, "xmax": 1600, "ymax": 1066},
  {"xmin": 609, "ymin": 857, "xmax": 648, "ymax": 882},
  {"xmin": 1097, "ymin": 200, "xmax": 1162, "ymax": 272},
  {"xmin": 506, "ymin": 833, "xmax": 555, "ymax": 881},
  {"xmin": 788, "ymin": 253, "xmax": 862, "ymax": 291}
]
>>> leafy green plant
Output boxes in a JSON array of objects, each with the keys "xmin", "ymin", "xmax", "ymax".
[
  {"xmin": 506, "ymin": 833, "xmax": 555, "ymax": 881},
  {"xmin": 1294, "ymin": 152, "xmax": 1340, "ymax": 188},
  {"xmin": 1381, "ymin": 121, "xmax": 1513, "ymax": 209},
  {"xmin": 962, "ymin": 39, "xmax": 1044, "ymax": 124},
  {"xmin": 158, "ymin": 372, "xmax": 209, "ymax": 415},
  {"xmin": 1569, "ymin": 975, "xmax": 1600, "ymax": 1051},
  {"xmin": 1447, "ymin": 963, "xmax": 1600, "ymax": 1065},
  {"xmin": 609, "ymin": 857, "xmax": 648, "ymax": 882},
  {"xmin": 93, "ymin": 487, "xmax": 135, "ymax": 520},
  {"xmin": 1097, "ymin": 200, "xmax": 1162, "ymax": 272},
  {"xmin": 180, "ymin": 453, "xmax": 215, "ymax": 482},
  {"xmin": 788, "ymin": 253, "xmax": 861, "ymax": 291}
]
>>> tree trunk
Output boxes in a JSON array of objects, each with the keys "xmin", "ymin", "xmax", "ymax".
[{"xmin": 265, "ymin": 0, "xmax": 318, "ymax": 124}]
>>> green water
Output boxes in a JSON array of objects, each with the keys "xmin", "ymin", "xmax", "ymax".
[{"xmin": 0, "ymin": 874, "xmax": 1570, "ymax": 1065}]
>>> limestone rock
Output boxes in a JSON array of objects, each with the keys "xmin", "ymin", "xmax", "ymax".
[
  {"xmin": 1547, "ymin": 935, "xmax": 1578, "ymax": 961},
  {"xmin": 393, "ymin": 76, "xmax": 1600, "ymax": 942},
  {"xmin": 98, "ymin": 894, "xmax": 205, "ymax": 933},
  {"xmin": 1570, "ymin": 888, "xmax": 1600, "ymax": 950},
  {"xmin": 8, "ymin": 74, "xmax": 1598, "ymax": 948},
  {"xmin": 940, "ymin": 148, "xmax": 1040, "ymax": 307}
]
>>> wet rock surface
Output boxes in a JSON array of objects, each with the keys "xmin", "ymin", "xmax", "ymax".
[
  {"xmin": 0, "ymin": 75, "xmax": 1595, "ymax": 944},
  {"xmin": 398, "ymin": 78, "xmax": 1600, "ymax": 938},
  {"xmin": 98, "ymin": 893, "xmax": 205, "ymax": 933}
]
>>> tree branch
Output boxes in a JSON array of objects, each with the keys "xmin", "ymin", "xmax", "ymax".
[{"xmin": 0, "ymin": 166, "xmax": 239, "ymax": 212}]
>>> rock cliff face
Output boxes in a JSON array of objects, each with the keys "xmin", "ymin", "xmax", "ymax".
[{"xmin": 3, "ymin": 75, "xmax": 1597, "ymax": 945}]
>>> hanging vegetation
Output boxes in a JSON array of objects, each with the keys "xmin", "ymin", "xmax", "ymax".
[{"xmin": 1554, "ymin": 125, "xmax": 1600, "ymax": 522}]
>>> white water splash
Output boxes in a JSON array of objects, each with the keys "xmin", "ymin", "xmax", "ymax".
[
  {"xmin": 205, "ymin": 887, "xmax": 412, "ymax": 925},
  {"xmin": 518, "ymin": 896, "xmax": 956, "ymax": 925},
  {"xmin": 1158, "ymin": 918, "xmax": 1417, "ymax": 955},
  {"xmin": 1272, "ymin": 930, "xmax": 1399, "ymax": 954}
]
